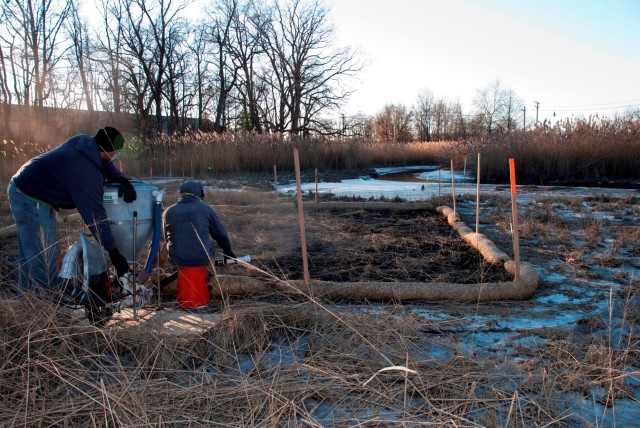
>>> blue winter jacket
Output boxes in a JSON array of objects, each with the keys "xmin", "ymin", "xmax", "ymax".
[
  {"xmin": 163, "ymin": 180, "xmax": 233, "ymax": 267},
  {"xmin": 12, "ymin": 134, "xmax": 126, "ymax": 251}
]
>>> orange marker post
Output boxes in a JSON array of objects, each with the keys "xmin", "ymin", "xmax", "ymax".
[
  {"xmin": 509, "ymin": 158, "xmax": 521, "ymax": 279},
  {"xmin": 294, "ymin": 149, "xmax": 310, "ymax": 284}
]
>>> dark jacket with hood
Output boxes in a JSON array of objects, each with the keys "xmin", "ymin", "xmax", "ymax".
[
  {"xmin": 12, "ymin": 134, "xmax": 126, "ymax": 251},
  {"xmin": 163, "ymin": 180, "xmax": 233, "ymax": 267}
]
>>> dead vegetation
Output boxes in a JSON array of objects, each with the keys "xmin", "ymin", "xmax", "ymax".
[
  {"xmin": 244, "ymin": 205, "xmax": 511, "ymax": 284},
  {"xmin": 0, "ymin": 282, "xmax": 637, "ymax": 426},
  {"xmin": 1, "ymin": 179, "xmax": 639, "ymax": 426}
]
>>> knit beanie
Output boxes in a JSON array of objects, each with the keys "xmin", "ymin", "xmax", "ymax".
[{"xmin": 96, "ymin": 126, "xmax": 124, "ymax": 152}]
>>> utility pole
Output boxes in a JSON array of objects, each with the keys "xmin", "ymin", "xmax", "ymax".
[
  {"xmin": 523, "ymin": 106, "xmax": 526, "ymax": 129},
  {"xmin": 534, "ymin": 101, "xmax": 540, "ymax": 124}
]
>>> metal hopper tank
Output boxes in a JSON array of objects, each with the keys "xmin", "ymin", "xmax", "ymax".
[{"xmin": 103, "ymin": 181, "xmax": 163, "ymax": 262}]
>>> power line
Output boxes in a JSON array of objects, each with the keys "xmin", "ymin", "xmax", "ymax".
[
  {"xmin": 538, "ymin": 98, "xmax": 640, "ymax": 108},
  {"xmin": 539, "ymin": 103, "xmax": 640, "ymax": 112}
]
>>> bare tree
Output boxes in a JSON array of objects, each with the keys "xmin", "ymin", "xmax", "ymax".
[
  {"xmin": 415, "ymin": 89, "xmax": 434, "ymax": 141},
  {"xmin": 374, "ymin": 104, "xmax": 413, "ymax": 142},
  {"xmin": 0, "ymin": 0, "xmax": 367, "ymax": 140},
  {"xmin": 473, "ymin": 80, "xmax": 524, "ymax": 135},
  {"xmin": 206, "ymin": 0, "xmax": 242, "ymax": 133},
  {"xmin": 164, "ymin": 25, "xmax": 192, "ymax": 133},
  {"xmin": 92, "ymin": 0, "xmax": 127, "ymax": 114},
  {"xmin": 450, "ymin": 100, "xmax": 467, "ymax": 139},
  {"xmin": 228, "ymin": 0, "xmax": 266, "ymax": 133},
  {"xmin": 0, "ymin": 43, "xmax": 9, "ymax": 102},
  {"xmin": 0, "ymin": 39, "xmax": 14, "ymax": 138},
  {"xmin": 188, "ymin": 24, "xmax": 216, "ymax": 131},
  {"xmin": 118, "ymin": 0, "xmax": 190, "ymax": 133},
  {"xmin": 432, "ymin": 100, "xmax": 448, "ymax": 140},
  {"xmin": 1, "ymin": 0, "xmax": 73, "ymax": 107},
  {"xmin": 259, "ymin": 0, "xmax": 362, "ymax": 135},
  {"xmin": 499, "ymin": 88, "xmax": 524, "ymax": 131},
  {"xmin": 67, "ymin": 3, "xmax": 94, "ymax": 112},
  {"xmin": 473, "ymin": 80, "xmax": 503, "ymax": 136}
]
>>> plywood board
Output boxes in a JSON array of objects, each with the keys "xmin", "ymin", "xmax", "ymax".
[{"xmin": 108, "ymin": 307, "xmax": 220, "ymax": 335}]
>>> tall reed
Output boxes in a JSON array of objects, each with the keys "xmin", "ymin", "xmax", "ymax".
[
  {"xmin": 3, "ymin": 114, "xmax": 639, "ymax": 184},
  {"xmin": 457, "ymin": 116, "xmax": 640, "ymax": 184},
  {"xmin": 111, "ymin": 134, "xmax": 448, "ymax": 178}
]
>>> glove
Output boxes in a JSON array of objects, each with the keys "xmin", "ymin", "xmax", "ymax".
[
  {"xmin": 117, "ymin": 177, "xmax": 137, "ymax": 203},
  {"xmin": 223, "ymin": 250, "xmax": 237, "ymax": 262},
  {"xmin": 109, "ymin": 248, "xmax": 130, "ymax": 278}
]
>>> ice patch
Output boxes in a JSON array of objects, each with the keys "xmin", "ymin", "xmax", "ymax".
[
  {"xmin": 534, "ymin": 293, "xmax": 591, "ymax": 305},
  {"xmin": 539, "ymin": 271, "xmax": 566, "ymax": 283}
]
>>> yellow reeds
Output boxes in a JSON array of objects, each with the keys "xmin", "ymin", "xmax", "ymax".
[{"xmin": 2, "ymin": 114, "xmax": 639, "ymax": 185}]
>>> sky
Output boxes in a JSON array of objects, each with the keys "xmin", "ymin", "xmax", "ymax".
[{"xmin": 326, "ymin": 0, "xmax": 640, "ymax": 121}]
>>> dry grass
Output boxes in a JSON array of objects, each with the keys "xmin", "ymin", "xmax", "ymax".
[
  {"xmin": 4, "ymin": 115, "xmax": 640, "ymax": 187},
  {"xmin": 520, "ymin": 203, "xmax": 572, "ymax": 244},
  {"xmin": 2, "ymin": 167, "xmax": 640, "ymax": 425},
  {"xmin": 458, "ymin": 115, "xmax": 640, "ymax": 184},
  {"xmin": 0, "ymin": 281, "xmax": 638, "ymax": 426},
  {"xmin": 103, "ymin": 135, "xmax": 449, "ymax": 181},
  {"xmin": 539, "ymin": 287, "xmax": 640, "ymax": 408}
]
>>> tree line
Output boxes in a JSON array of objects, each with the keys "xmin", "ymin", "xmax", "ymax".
[
  {"xmin": 0, "ymin": 0, "xmax": 362, "ymax": 138},
  {"xmin": 4, "ymin": 0, "xmax": 633, "ymax": 144},
  {"xmin": 368, "ymin": 81, "xmax": 530, "ymax": 142}
]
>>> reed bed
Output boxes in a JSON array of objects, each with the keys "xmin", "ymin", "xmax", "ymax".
[
  {"xmin": 1, "ymin": 282, "xmax": 637, "ymax": 426},
  {"xmin": 116, "ymin": 134, "xmax": 450, "ymax": 180},
  {"xmin": 455, "ymin": 116, "xmax": 640, "ymax": 184},
  {"xmin": 4, "ymin": 115, "xmax": 640, "ymax": 186}
]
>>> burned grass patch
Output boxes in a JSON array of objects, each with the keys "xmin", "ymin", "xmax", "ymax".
[{"xmin": 250, "ymin": 206, "xmax": 512, "ymax": 284}]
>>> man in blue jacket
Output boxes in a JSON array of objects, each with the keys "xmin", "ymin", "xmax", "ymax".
[
  {"xmin": 163, "ymin": 180, "xmax": 236, "ymax": 268},
  {"xmin": 8, "ymin": 126, "xmax": 137, "ymax": 295}
]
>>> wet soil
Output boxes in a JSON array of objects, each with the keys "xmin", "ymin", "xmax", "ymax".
[{"xmin": 249, "ymin": 207, "xmax": 511, "ymax": 284}]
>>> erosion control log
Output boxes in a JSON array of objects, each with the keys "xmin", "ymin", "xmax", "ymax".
[
  {"xmin": 211, "ymin": 204, "xmax": 538, "ymax": 302},
  {"xmin": 212, "ymin": 261, "xmax": 537, "ymax": 302}
]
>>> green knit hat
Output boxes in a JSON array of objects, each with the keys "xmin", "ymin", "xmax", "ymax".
[{"xmin": 96, "ymin": 126, "xmax": 124, "ymax": 152}]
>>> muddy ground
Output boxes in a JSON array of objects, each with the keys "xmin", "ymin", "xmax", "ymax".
[{"xmin": 248, "ymin": 206, "xmax": 511, "ymax": 284}]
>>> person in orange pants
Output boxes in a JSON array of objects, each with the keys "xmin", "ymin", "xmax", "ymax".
[{"xmin": 162, "ymin": 180, "xmax": 236, "ymax": 307}]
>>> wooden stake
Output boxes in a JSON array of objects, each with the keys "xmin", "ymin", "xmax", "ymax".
[
  {"xmin": 476, "ymin": 153, "xmax": 481, "ymax": 234},
  {"xmin": 273, "ymin": 164, "xmax": 278, "ymax": 192},
  {"xmin": 450, "ymin": 160, "xmax": 456, "ymax": 219},
  {"xmin": 294, "ymin": 149, "xmax": 310, "ymax": 284},
  {"xmin": 509, "ymin": 158, "xmax": 521, "ymax": 279},
  {"xmin": 314, "ymin": 168, "xmax": 318, "ymax": 203}
]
